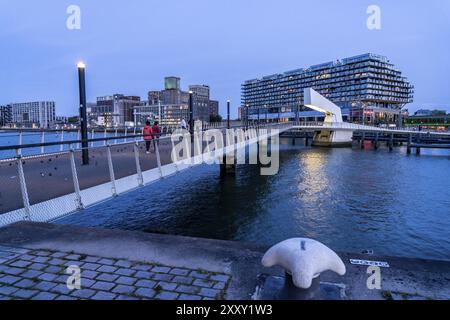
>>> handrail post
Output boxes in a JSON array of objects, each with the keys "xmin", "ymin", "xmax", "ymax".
[
  {"xmin": 69, "ymin": 144, "xmax": 84, "ymax": 210},
  {"xmin": 124, "ymin": 127, "xmax": 128, "ymax": 143},
  {"xmin": 18, "ymin": 131, "xmax": 23, "ymax": 156},
  {"xmin": 77, "ymin": 130, "xmax": 81, "ymax": 149},
  {"xmin": 155, "ymin": 138, "xmax": 163, "ymax": 178},
  {"xmin": 104, "ymin": 128, "xmax": 107, "ymax": 146},
  {"xmin": 134, "ymin": 142, "xmax": 144, "ymax": 186},
  {"xmin": 60, "ymin": 130, "xmax": 64, "ymax": 152},
  {"xmin": 91, "ymin": 129, "xmax": 95, "ymax": 148},
  {"xmin": 16, "ymin": 149, "xmax": 31, "ymax": 221},
  {"xmin": 40, "ymin": 131, "xmax": 45, "ymax": 154},
  {"xmin": 106, "ymin": 144, "xmax": 117, "ymax": 197}
]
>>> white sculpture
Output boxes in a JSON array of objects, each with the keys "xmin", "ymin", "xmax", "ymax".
[{"xmin": 262, "ymin": 238, "xmax": 346, "ymax": 289}]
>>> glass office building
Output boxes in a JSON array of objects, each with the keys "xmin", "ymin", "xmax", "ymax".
[{"xmin": 242, "ymin": 53, "xmax": 414, "ymax": 125}]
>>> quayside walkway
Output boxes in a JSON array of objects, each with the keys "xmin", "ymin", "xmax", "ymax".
[{"xmin": 0, "ymin": 222, "xmax": 448, "ymax": 300}]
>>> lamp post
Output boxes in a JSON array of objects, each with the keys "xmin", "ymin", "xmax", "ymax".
[
  {"xmin": 189, "ymin": 91, "xmax": 194, "ymax": 136},
  {"xmin": 227, "ymin": 100, "xmax": 231, "ymax": 129},
  {"xmin": 246, "ymin": 104, "xmax": 249, "ymax": 130},
  {"xmin": 77, "ymin": 62, "xmax": 89, "ymax": 165}
]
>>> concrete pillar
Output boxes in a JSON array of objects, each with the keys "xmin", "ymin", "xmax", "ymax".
[
  {"xmin": 374, "ymin": 132, "xmax": 379, "ymax": 150},
  {"xmin": 407, "ymin": 134, "xmax": 412, "ymax": 155},
  {"xmin": 360, "ymin": 132, "xmax": 366, "ymax": 149},
  {"xmin": 220, "ymin": 155, "xmax": 236, "ymax": 176},
  {"xmin": 389, "ymin": 133, "xmax": 394, "ymax": 152}
]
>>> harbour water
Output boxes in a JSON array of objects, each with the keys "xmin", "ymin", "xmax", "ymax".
[{"xmin": 53, "ymin": 139, "xmax": 450, "ymax": 262}]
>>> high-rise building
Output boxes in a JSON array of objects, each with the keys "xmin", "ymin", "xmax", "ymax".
[
  {"xmin": 90, "ymin": 94, "xmax": 140, "ymax": 127},
  {"xmin": 134, "ymin": 78, "xmax": 219, "ymax": 126},
  {"xmin": 9, "ymin": 101, "xmax": 56, "ymax": 128},
  {"xmin": 0, "ymin": 105, "xmax": 12, "ymax": 127},
  {"xmin": 242, "ymin": 53, "xmax": 414, "ymax": 125}
]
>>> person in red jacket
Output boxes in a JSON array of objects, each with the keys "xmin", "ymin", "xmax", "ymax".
[
  {"xmin": 143, "ymin": 121, "xmax": 153, "ymax": 154},
  {"xmin": 152, "ymin": 121, "xmax": 161, "ymax": 147}
]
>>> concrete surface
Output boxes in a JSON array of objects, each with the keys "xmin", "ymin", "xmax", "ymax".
[{"xmin": 0, "ymin": 222, "xmax": 448, "ymax": 300}]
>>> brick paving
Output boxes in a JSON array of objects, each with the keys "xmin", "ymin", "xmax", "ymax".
[{"xmin": 0, "ymin": 246, "xmax": 231, "ymax": 300}]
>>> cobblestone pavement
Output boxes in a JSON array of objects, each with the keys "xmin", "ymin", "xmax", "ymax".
[{"xmin": 0, "ymin": 246, "xmax": 231, "ymax": 300}]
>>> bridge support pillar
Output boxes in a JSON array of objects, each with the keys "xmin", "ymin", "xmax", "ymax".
[
  {"xmin": 374, "ymin": 132, "xmax": 379, "ymax": 150},
  {"xmin": 305, "ymin": 137, "xmax": 309, "ymax": 147},
  {"xmin": 407, "ymin": 134, "xmax": 412, "ymax": 155},
  {"xmin": 220, "ymin": 156, "xmax": 236, "ymax": 176},
  {"xmin": 416, "ymin": 147, "xmax": 421, "ymax": 155},
  {"xmin": 389, "ymin": 133, "xmax": 394, "ymax": 152},
  {"xmin": 360, "ymin": 132, "xmax": 366, "ymax": 149}
]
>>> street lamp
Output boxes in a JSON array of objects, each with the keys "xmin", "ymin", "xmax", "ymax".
[
  {"xmin": 189, "ymin": 91, "xmax": 194, "ymax": 136},
  {"xmin": 227, "ymin": 100, "xmax": 231, "ymax": 129},
  {"xmin": 77, "ymin": 61, "xmax": 89, "ymax": 165}
]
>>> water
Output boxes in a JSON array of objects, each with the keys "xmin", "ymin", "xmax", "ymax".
[{"xmin": 55, "ymin": 139, "xmax": 450, "ymax": 261}]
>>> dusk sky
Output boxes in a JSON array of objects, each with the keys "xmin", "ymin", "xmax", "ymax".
[{"xmin": 1, "ymin": 0, "xmax": 449, "ymax": 117}]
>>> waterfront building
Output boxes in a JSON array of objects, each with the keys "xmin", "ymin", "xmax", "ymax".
[
  {"xmin": 8, "ymin": 101, "xmax": 56, "ymax": 128},
  {"xmin": 134, "ymin": 77, "xmax": 219, "ymax": 126},
  {"xmin": 0, "ymin": 105, "xmax": 12, "ymax": 127},
  {"xmin": 405, "ymin": 113, "xmax": 450, "ymax": 131},
  {"xmin": 90, "ymin": 94, "xmax": 141, "ymax": 127},
  {"xmin": 242, "ymin": 53, "xmax": 414, "ymax": 125}
]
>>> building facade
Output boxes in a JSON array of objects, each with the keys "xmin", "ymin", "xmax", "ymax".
[
  {"xmin": 0, "ymin": 105, "xmax": 12, "ymax": 127},
  {"xmin": 90, "ymin": 94, "xmax": 141, "ymax": 127},
  {"xmin": 8, "ymin": 101, "xmax": 56, "ymax": 128},
  {"xmin": 242, "ymin": 53, "xmax": 414, "ymax": 125},
  {"xmin": 134, "ymin": 77, "xmax": 219, "ymax": 126}
]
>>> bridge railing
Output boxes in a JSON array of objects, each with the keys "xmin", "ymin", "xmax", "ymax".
[{"xmin": 0, "ymin": 122, "xmax": 292, "ymax": 227}]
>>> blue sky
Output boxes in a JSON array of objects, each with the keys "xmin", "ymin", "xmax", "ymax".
[{"xmin": 1, "ymin": 0, "xmax": 449, "ymax": 117}]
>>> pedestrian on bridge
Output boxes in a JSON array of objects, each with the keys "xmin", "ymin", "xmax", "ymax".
[
  {"xmin": 152, "ymin": 121, "xmax": 161, "ymax": 148},
  {"xmin": 143, "ymin": 121, "xmax": 154, "ymax": 154}
]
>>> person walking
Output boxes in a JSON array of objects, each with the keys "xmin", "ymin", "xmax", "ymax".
[
  {"xmin": 143, "ymin": 121, "xmax": 153, "ymax": 154},
  {"xmin": 152, "ymin": 121, "xmax": 161, "ymax": 148}
]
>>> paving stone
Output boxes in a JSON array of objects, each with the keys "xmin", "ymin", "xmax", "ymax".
[
  {"xmin": 172, "ymin": 276, "xmax": 194, "ymax": 285},
  {"xmin": 135, "ymin": 271, "xmax": 152, "ymax": 279},
  {"xmin": 0, "ymin": 295, "xmax": 11, "ymax": 301},
  {"xmin": 152, "ymin": 273, "xmax": 174, "ymax": 282},
  {"xmin": 135, "ymin": 279, "xmax": 156, "ymax": 288},
  {"xmin": 37, "ymin": 273, "xmax": 58, "ymax": 282},
  {"xmin": 33, "ymin": 292, "xmax": 58, "ymax": 300},
  {"xmin": 51, "ymin": 252, "xmax": 67, "ymax": 258},
  {"xmin": 179, "ymin": 294, "xmax": 203, "ymax": 300},
  {"xmin": 29, "ymin": 263, "xmax": 47, "ymax": 271},
  {"xmin": 56, "ymin": 295, "xmax": 77, "ymax": 300},
  {"xmin": 97, "ymin": 265, "xmax": 117, "ymax": 273},
  {"xmin": 66, "ymin": 254, "xmax": 81, "ymax": 260},
  {"xmin": 91, "ymin": 291, "xmax": 117, "ymax": 300},
  {"xmin": 189, "ymin": 271, "xmax": 209, "ymax": 279},
  {"xmin": 17, "ymin": 268, "xmax": 42, "ymax": 279},
  {"xmin": 193, "ymin": 279, "xmax": 215, "ymax": 288},
  {"xmin": 115, "ymin": 260, "xmax": 132, "ymax": 268},
  {"xmin": 81, "ymin": 270, "xmax": 99, "ymax": 280},
  {"xmin": 15, "ymin": 279, "xmax": 38, "ymax": 289},
  {"xmin": 81, "ymin": 256, "xmax": 101, "ymax": 263},
  {"xmin": 135, "ymin": 288, "xmax": 156, "ymax": 299},
  {"xmin": 155, "ymin": 291, "xmax": 179, "ymax": 300},
  {"xmin": 213, "ymin": 282, "xmax": 226, "ymax": 290},
  {"xmin": 83, "ymin": 263, "xmax": 101, "ymax": 271},
  {"xmin": 0, "ymin": 275, "xmax": 21, "ymax": 285},
  {"xmin": 0, "ymin": 286, "xmax": 19, "ymax": 295},
  {"xmin": 17, "ymin": 254, "xmax": 35, "ymax": 261},
  {"xmin": 51, "ymin": 284, "xmax": 74, "ymax": 295},
  {"xmin": 112, "ymin": 285, "xmax": 135, "ymax": 295},
  {"xmin": 45, "ymin": 266, "xmax": 62, "ymax": 274},
  {"xmin": 175, "ymin": 285, "xmax": 201, "ymax": 295},
  {"xmin": 48, "ymin": 258, "xmax": 65, "ymax": 266},
  {"xmin": 116, "ymin": 295, "xmax": 139, "ymax": 300},
  {"xmin": 34, "ymin": 250, "xmax": 52, "ymax": 257},
  {"xmin": 32, "ymin": 256, "xmax": 49, "ymax": 264},
  {"xmin": 2, "ymin": 267, "xmax": 25, "ymax": 276},
  {"xmin": 98, "ymin": 258, "xmax": 115, "ymax": 266},
  {"xmin": 9, "ymin": 260, "xmax": 32, "ymax": 268},
  {"xmin": 14, "ymin": 289, "xmax": 39, "ymax": 299},
  {"xmin": 156, "ymin": 281, "xmax": 177, "ymax": 291},
  {"xmin": 96, "ymin": 273, "xmax": 119, "ymax": 282},
  {"xmin": 64, "ymin": 260, "xmax": 81, "ymax": 267},
  {"xmin": 55, "ymin": 275, "xmax": 69, "ymax": 284},
  {"xmin": 210, "ymin": 274, "xmax": 230, "ymax": 283},
  {"xmin": 133, "ymin": 264, "xmax": 153, "ymax": 271},
  {"xmin": 34, "ymin": 281, "xmax": 58, "ymax": 291},
  {"xmin": 91, "ymin": 281, "xmax": 115, "ymax": 291},
  {"xmin": 152, "ymin": 266, "xmax": 171, "ymax": 274},
  {"xmin": 116, "ymin": 276, "xmax": 137, "ymax": 286},
  {"xmin": 81, "ymin": 278, "xmax": 96, "ymax": 288},
  {"xmin": 116, "ymin": 268, "xmax": 136, "ymax": 277},
  {"xmin": 199, "ymin": 288, "xmax": 220, "ymax": 299},
  {"xmin": 170, "ymin": 268, "xmax": 190, "ymax": 276},
  {"xmin": 71, "ymin": 289, "xmax": 96, "ymax": 299}
]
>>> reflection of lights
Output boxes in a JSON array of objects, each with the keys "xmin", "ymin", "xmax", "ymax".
[{"xmin": 298, "ymin": 152, "xmax": 329, "ymax": 202}]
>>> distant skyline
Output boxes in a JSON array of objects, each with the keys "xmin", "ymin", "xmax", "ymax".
[{"xmin": 1, "ymin": 0, "xmax": 449, "ymax": 117}]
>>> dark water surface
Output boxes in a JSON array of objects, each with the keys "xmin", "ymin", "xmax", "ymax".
[{"xmin": 57, "ymin": 140, "xmax": 450, "ymax": 261}]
